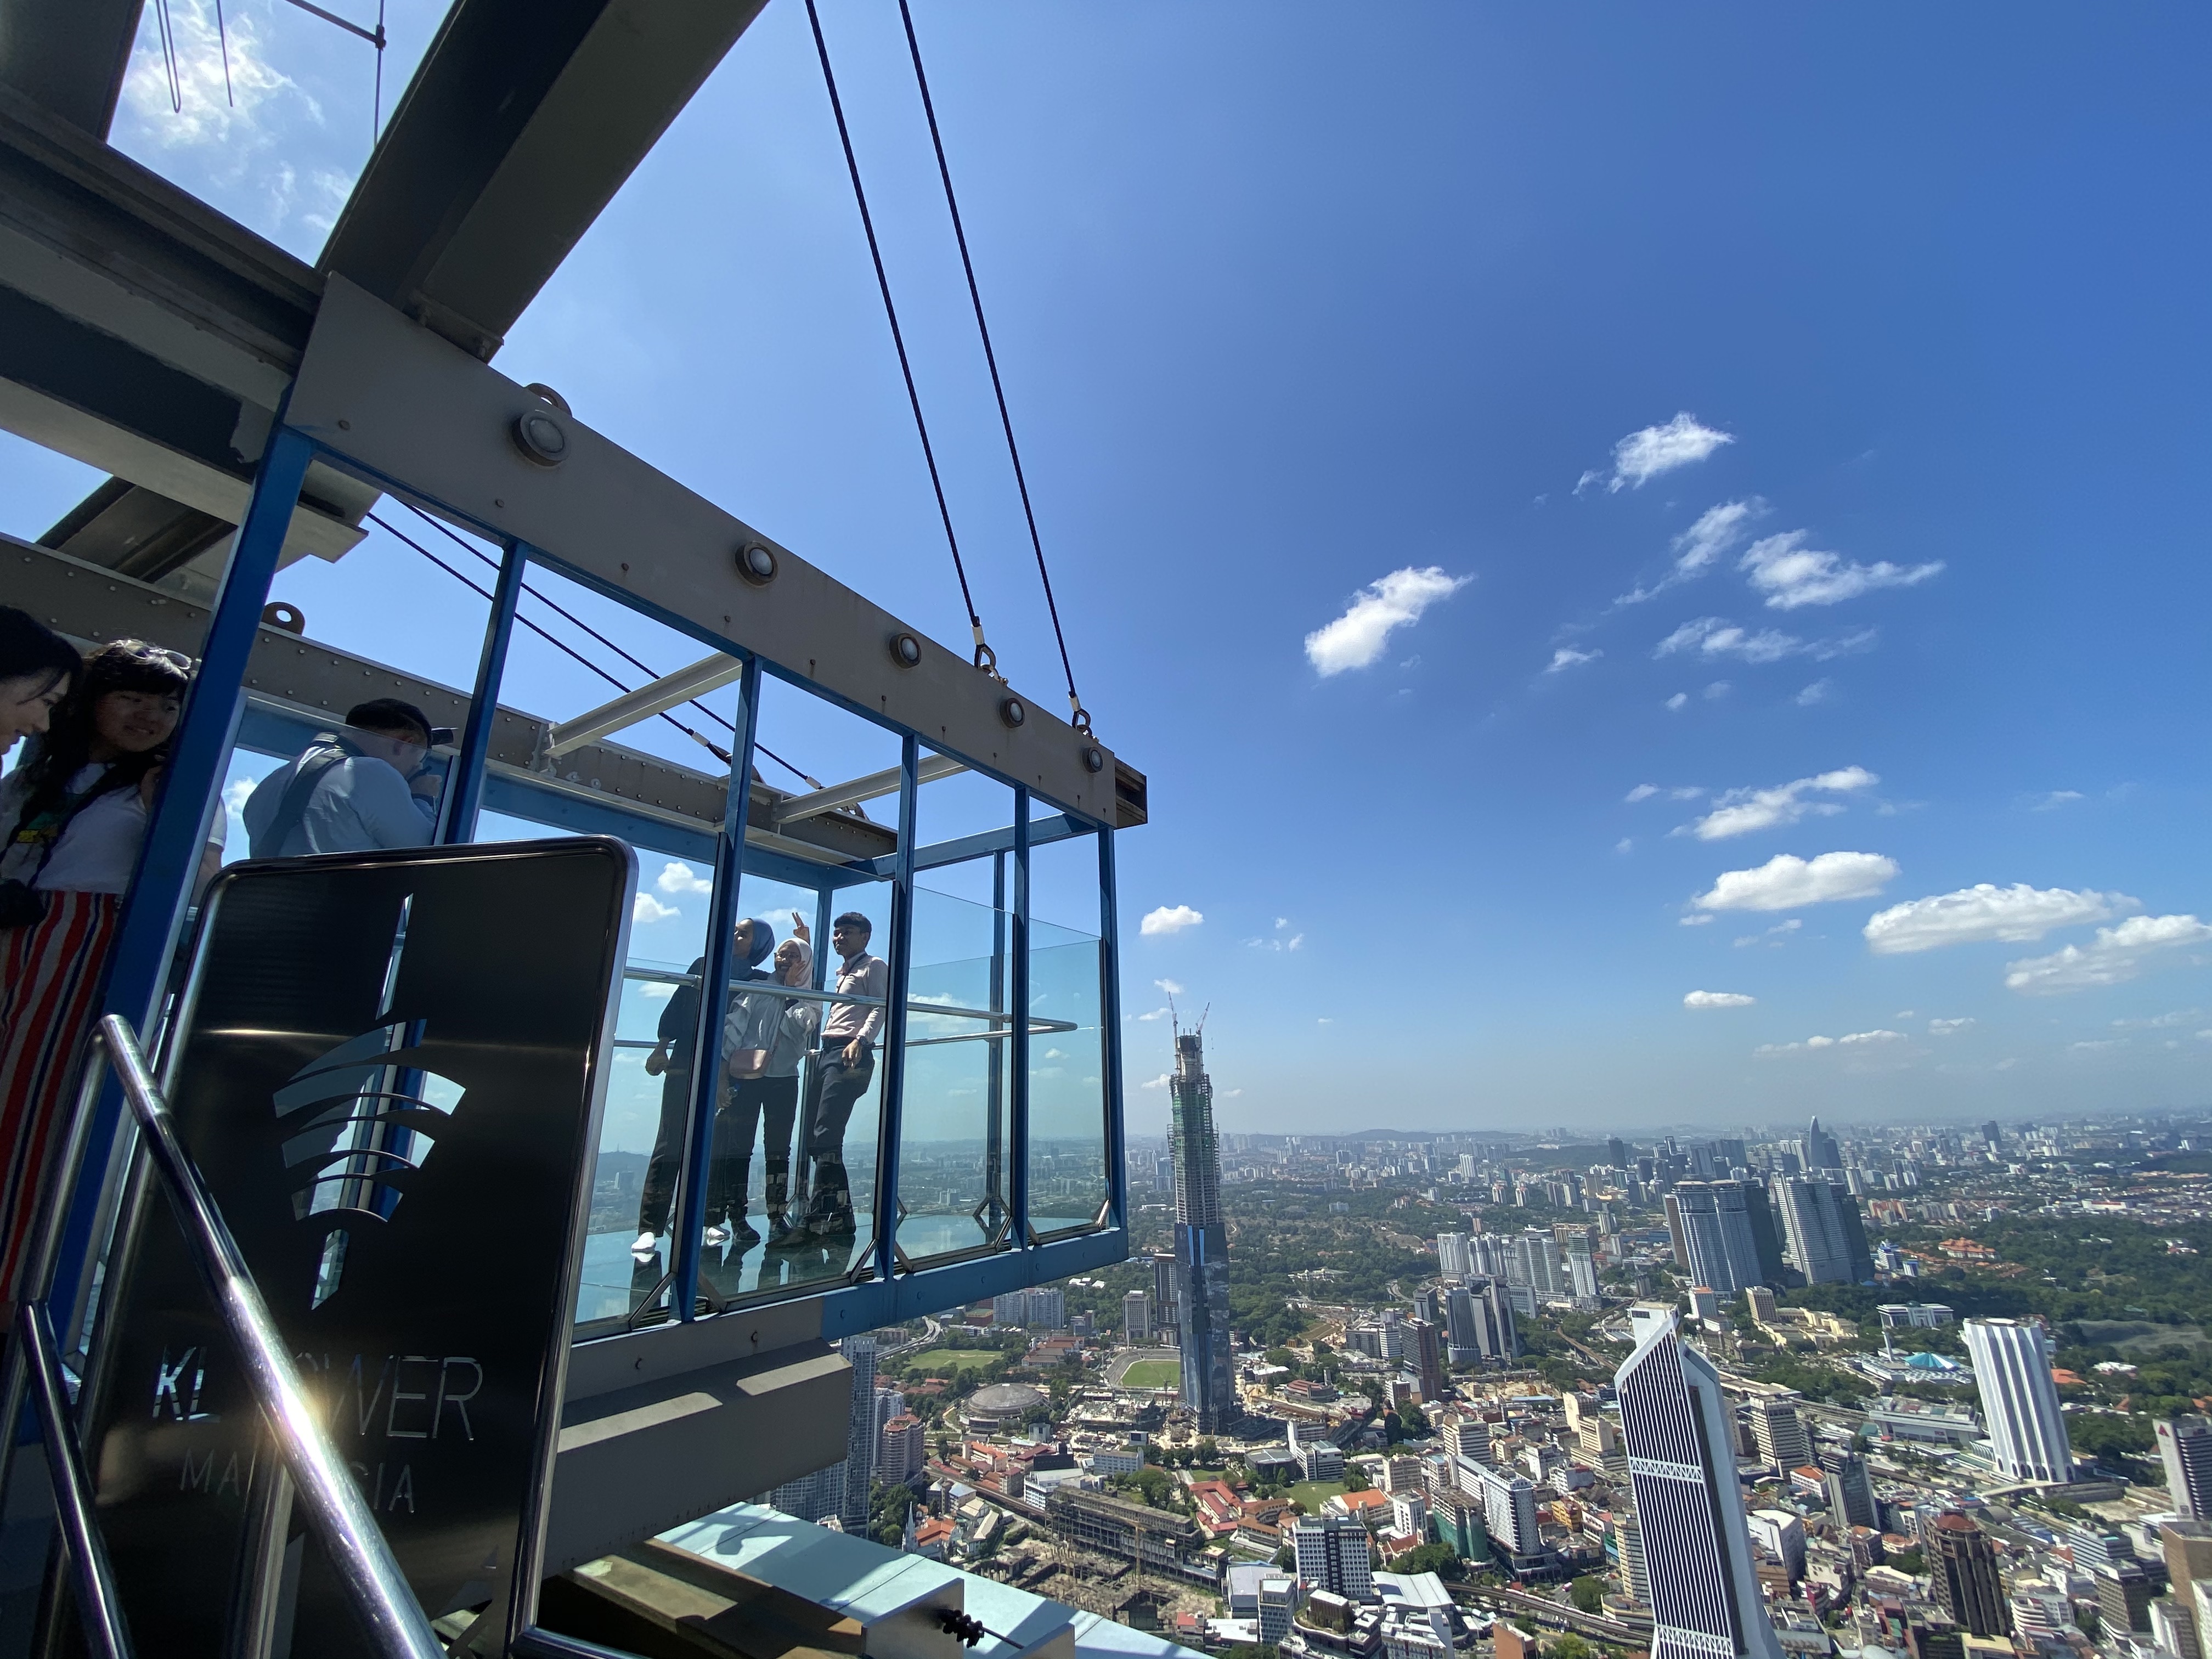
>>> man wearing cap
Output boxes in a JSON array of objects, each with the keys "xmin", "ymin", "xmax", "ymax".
[{"xmin": 243, "ymin": 697, "xmax": 445, "ymax": 857}]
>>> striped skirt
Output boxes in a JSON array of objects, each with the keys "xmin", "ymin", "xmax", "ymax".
[{"xmin": 0, "ymin": 890, "xmax": 120, "ymax": 1307}]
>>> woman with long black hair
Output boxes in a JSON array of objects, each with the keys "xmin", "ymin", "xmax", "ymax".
[
  {"xmin": 0, "ymin": 639, "xmax": 224, "ymax": 1312},
  {"xmin": 0, "ymin": 606, "xmax": 81, "ymax": 761}
]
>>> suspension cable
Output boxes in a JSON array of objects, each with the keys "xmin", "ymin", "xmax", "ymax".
[
  {"xmin": 804, "ymin": 0, "xmax": 998, "ymax": 678},
  {"xmin": 895, "ymin": 0, "xmax": 1090, "ymax": 735},
  {"xmin": 394, "ymin": 504, "xmax": 822, "ymax": 789},
  {"xmin": 368, "ymin": 512, "xmax": 736, "ymax": 765}
]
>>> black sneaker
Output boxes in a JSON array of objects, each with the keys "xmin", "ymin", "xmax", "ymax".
[{"xmin": 733, "ymin": 1219, "xmax": 762, "ymax": 1250}]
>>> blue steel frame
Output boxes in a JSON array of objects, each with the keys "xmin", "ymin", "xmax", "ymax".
[{"xmin": 50, "ymin": 424, "xmax": 1130, "ymax": 1347}]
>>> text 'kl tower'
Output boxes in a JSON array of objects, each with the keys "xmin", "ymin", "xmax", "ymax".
[{"xmin": 1169, "ymin": 1019, "xmax": 1235, "ymax": 1434}]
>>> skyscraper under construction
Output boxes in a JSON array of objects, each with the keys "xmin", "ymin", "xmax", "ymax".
[{"xmin": 1169, "ymin": 1025, "xmax": 1235, "ymax": 1432}]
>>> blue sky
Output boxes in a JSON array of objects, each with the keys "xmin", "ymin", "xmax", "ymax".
[{"xmin": 6, "ymin": 3, "xmax": 2210, "ymax": 1134}]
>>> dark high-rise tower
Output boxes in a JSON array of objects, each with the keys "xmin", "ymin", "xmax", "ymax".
[
  {"xmin": 1930, "ymin": 1511, "xmax": 2010, "ymax": 1637},
  {"xmin": 1169, "ymin": 1025, "xmax": 1235, "ymax": 1432}
]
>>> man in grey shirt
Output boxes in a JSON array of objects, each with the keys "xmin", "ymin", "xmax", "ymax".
[
  {"xmin": 706, "ymin": 928, "xmax": 818, "ymax": 1250},
  {"xmin": 243, "ymin": 698, "xmax": 442, "ymax": 857},
  {"xmin": 796, "ymin": 910, "xmax": 887, "ymax": 1240}
]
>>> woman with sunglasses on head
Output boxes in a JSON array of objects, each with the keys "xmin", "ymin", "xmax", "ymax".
[
  {"xmin": 0, "ymin": 607, "xmax": 81, "ymax": 761},
  {"xmin": 0, "ymin": 639, "xmax": 222, "ymax": 1316}
]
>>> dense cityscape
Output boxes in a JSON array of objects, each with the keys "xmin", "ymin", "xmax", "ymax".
[{"xmin": 784, "ymin": 1021, "xmax": 2212, "ymax": 1659}]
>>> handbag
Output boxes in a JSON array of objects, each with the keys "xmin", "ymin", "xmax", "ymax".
[{"xmin": 0, "ymin": 771, "xmax": 111, "ymax": 930}]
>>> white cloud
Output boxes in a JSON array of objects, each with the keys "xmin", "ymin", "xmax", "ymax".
[
  {"xmin": 1734, "ymin": 919, "xmax": 1803, "ymax": 947},
  {"xmin": 1275, "ymin": 918, "xmax": 1291, "ymax": 930},
  {"xmin": 1582, "ymin": 413, "xmax": 1734, "ymax": 493},
  {"xmin": 1136, "ymin": 1007, "xmax": 1172, "ymax": 1022},
  {"xmin": 1043, "ymin": 1047, "xmax": 1069, "ymax": 1060},
  {"xmin": 633, "ymin": 892, "xmax": 680, "ymax": 925},
  {"xmin": 1546, "ymin": 647, "xmax": 1602, "ymax": 674},
  {"xmin": 1679, "ymin": 913, "xmax": 1714, "ymax": 926},
  {"xmin": 1224, "ymin": 1087, "xmax": 1244, "ymax": 1098},
  {"xmin": 2005, "ymin": 914, "xmax": 2212, "ymax": 995},
  {"xmin": 1664, "ymin": 693, "xmax": 1689, "ymax": 712},
  {"xmin": 1656, "ymin": 617, "xmax": 1801, "ymax": 664},
  {"xmin": 1863, "ymin": 884, "xmax": 2134, "ymax": 955},
  {"xmin": 657, "ymin": 860, "xmax": 712, "ymax": 896},
  {"xmin": 1155, "ymin": 978, "xmax": 1185, "ymax": 996},
  {"xmin": 1304, "ymin": 567, "xmax": 1470, "ymax": 676},
  {"xmin": 2070, "ymin": 1039, "xmax": 2123, "ymax": 1053},
  {"xmin": 1756, "ymin": 1029, "xmax": 1906, "ymax": 1057},
  {"xmin": 2028, "ymin": 790, "xmax": 2085, "ymax": 811},
  {"xmin": 1795, "ymin": 679, "xmax": 1833, "ymax": 707},
  {"xmin": 1687, "ymin": 766, "xmax": 1877, "ymax": 840},
  {"xmin": 1693, "ymin": 851, "xmax": 1898, "ymax": 913},
  {"xmin": 1684, "ymin": 990, "xmax": 1756, "ymax": 1009},
  {"xmin": 1317, "ymin": 1017, "xmax": 1334, "ymax": 1024},
  {"xmin": 1141, "ymin": 904, "xmax": 1203, "ymax": 936},
  {"xmin": 1245, "ymin": 932, "xmax": 1305, "ymax": 952},
  {"xmin": 1616, "ymin": 500, "xmax": 1764, "ymax": 605},
  {"xmin": 2113, "ymin": 1008, "xmax": 2202, "ymax": 1029},
  {"xmin": 1616, "ymin": 838, "xmax": 1634, "ymax": 855},
  {"xmin": 1625, "ymin": 784, "xmax": 1660, "ymax": 803},
  {"xmin": 224, "ymin": 777, "xmax": 257, "ymax": 815},
  {"xmin": 124, "ymin": 0, "xmax": 303, "ymax": 148},
  {"xmin": 1655, "ymin": 616, "xmax": 1876, "ymax": 665},
  {"xmin": 639, "ymin": 982, "xmax": 675, "ymax": 1001},
  {"xmin": 1739, "ymin": 531, "xmax": 1944, "ymax": 611},
  {"xmin": 1703, "ymin": 680, "xmax": 1731, "ymax": 700},
  {"xmin": 1928, "ymin": 1017, "xmax": 1973, "ymax": 1034},
  {"xmin": 1139, "ymin": 1074, "xmax": 1170, "ymax": 1090}
]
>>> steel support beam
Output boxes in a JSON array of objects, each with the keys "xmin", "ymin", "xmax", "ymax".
[
  {"xmin": 0, "ymin": 0, "xmax": 145, "ymax": 137},
  {"xmin": 771, "ymin": 752, "xmax": 965, "ymax": 826},
  {"xmin": 319, "ymin": 0, "xmax": 770, "ymax": 360},
  {"xmin": 286, "ymin": 279, "xmax": 1134, "ymax": 827},
  {"xmin": 545, "ymin": 651, "xmax": 742, "ymax": 759}
]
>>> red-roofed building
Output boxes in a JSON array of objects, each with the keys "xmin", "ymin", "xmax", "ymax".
[
  {"xmin": 1189, "ymin": 1480, "xmax": 1244, "ymax": 1537},
  {"xmin": 1324, "ymin": 1489, "xmax": 1393, "ymax": 1525}
]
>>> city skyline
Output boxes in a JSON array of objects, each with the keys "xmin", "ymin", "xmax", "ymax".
[{"xmin": 10, "ymin": 7, "xmax": 2204, "ymax": 1134}]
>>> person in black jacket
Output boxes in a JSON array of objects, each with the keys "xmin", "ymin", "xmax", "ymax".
[{"xmin": 631, "ymin": 916, "xmax": 774, "ymax": 1256}]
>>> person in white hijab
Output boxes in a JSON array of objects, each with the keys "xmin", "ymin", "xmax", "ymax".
[{"xmin": 705, "ymin": 916, "xmax": 820, "ymax": 1249}]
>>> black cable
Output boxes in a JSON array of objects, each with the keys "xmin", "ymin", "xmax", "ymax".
[
  {"xmin": 896, "ymin": 0, "xmax": 1089, "ymax": 735},
  {"xmin": 214, "ymin": 0, "xmax": 235, "ymax": 106},
  {"xmin": 804, "ymin": 0, "xmax": 998, "ymax": 677},
  {"xmin": 365, "ymin": 512, "xmax": 732, "ymax": 765},
  {"xmin": 393, "ymin": 503, "xmax": 822, "ymax": 789},
  {"xmin": 152, "ymin": 0, "xmax": 183, "ymax": 112}
]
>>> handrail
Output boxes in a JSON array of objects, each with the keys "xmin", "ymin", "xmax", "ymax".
[
  {"xmin": 14, "ymin": 1301, "xmax": 131, "ymax": 1657},
  {"xmin": 90, "ymin": 1015, "xmax": 447, "ymax": 1659}
]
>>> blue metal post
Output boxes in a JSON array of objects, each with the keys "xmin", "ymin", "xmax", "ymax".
[
  {"xmin": 872, "ymin": 735, "xmax": 918, "ymax": 1281},
  {"xmin": 1098, "ymin": 827, "xmax": 1126, "ymax": 1230},
  {"xmin": 1009, "ymin": 791, "xmax": 1031, "ymax": 1246},
  {"xmin": 439, "ymin": 538, "xmax": 527, "ymax": 844},
  {"xmin": 51, "ymin": 426, "xmax": 313, "ymax": 1318},
  {"xmin": 985, "ymin": 851, "xmax": 1006, "ymax": 1240},
  {"xmin": 670, "ymin": 656, "xmax": 760, "ymax": 1319}
]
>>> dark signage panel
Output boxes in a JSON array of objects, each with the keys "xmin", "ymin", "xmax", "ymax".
[{"xmin": 79, "ymin": 838, "xmax": 634, "ymax": 1655}]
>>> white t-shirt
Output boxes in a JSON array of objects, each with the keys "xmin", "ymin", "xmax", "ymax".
[{"xmin": 0, "ymin": 764, "xmax": 226, "ymax": 895}]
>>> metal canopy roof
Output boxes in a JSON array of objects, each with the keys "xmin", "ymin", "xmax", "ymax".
[{"xmin": 0, "ymin": 0, "xmax": 769, "ymax": 575}]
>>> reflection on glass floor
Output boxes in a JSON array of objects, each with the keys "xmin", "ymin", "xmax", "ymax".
[{"xmin": 575, "ymin": 1223, "xmax": 877, "ymax": 1323}]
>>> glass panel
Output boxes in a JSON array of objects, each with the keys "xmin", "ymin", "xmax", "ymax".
[
  {"xmin": 891, "ymin": 749, "xmax": 1022, "ymax": 1264},
  {"xmin": 449, "ymin": 553, "xmax": 750, "ymax": 1333},
  {"xmin": 1027, "ymin": 828, "xmax": 1111, "ymax": 1236},
  {"xmin": 690, "ymin": 866, "xmax": 831, "ymax": 1306},
  {"xmin": 692, "ymin": 671, "xmax": 904, "ymax": 1301},
  {"xmin": 899, "ymin": 876, "xmax": 1013, "ymax": 1262}
]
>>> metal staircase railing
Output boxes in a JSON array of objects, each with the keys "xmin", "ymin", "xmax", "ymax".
[{"xmin": 0, "ymin": 1015, "xmax": 446, "ymax": 1659}]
